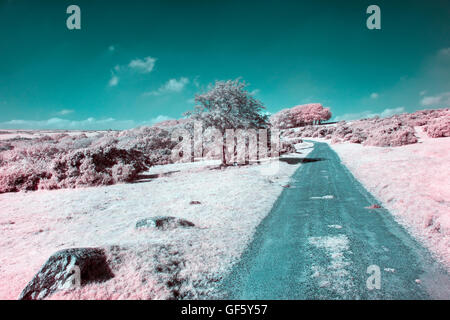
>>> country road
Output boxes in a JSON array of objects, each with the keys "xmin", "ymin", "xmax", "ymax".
[{"xmin": 220, "ymin": 142, "xmax": 450, "ymax": 299}]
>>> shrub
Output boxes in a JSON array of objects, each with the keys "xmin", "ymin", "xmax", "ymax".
[
  {"xmin": 423, "ymin": 116, "xmax": 450, "ymax": 138},
  {"xmin": 278, "ymin": 109, "xmax": 450, "ymax": 147},
  {"xmin": 0, "ymin": 126, "xmax": 180, "ymax": 193},
  {"xmin": 364, "ymin": 126, "xmax": 417, "ymax": 147},
  {"xmin": 0, "ymin": 166, "xmax": 43, "ymax": 193}
]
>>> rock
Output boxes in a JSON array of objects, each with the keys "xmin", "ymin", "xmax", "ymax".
[
  {"xmin": 189, "ymin": 201, "xmax": 201, "ymax": 205},
  {"xmin": 136, "ymin": 216, "xmax": 195, "ymax": 231},
  {"xmin": 18, "ymin": 247, "xmax": 114, "ymax": 300}
]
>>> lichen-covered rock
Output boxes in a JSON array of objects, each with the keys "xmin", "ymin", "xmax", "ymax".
[
  {"xmin": 136, "ymin": 216, "xmax": 195, "ymax": 231},
  {"xmin": 18, "ymin": 248, "xmax": 114, "ymax": 300}
]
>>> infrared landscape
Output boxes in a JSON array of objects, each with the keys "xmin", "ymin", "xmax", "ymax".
[
  {"xmin": 0, "ymin": 105, "xmax": 449, "ymax": 299},
  {"xmin": 1, "ymin": 0, "xmax": 450, "ymax": 302}
]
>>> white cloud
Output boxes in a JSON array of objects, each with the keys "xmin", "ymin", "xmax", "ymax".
[
  {"xmin": 107, "ymin": 57, "xmax": 156, "ymax": 87},
  {"xmin": 149, "ymin": 115, "xmax": 173, "ymax": 124},
  {"xmin": 108, "ymin": 74, "xmax": 119, "ymax": 87},
  {"xmin": 108, "ymin": 45, "xmax": 115, "ymax": 52},
  {"xmin": 334, "ymin": 107, "xmax": 405, "ymax": 121},
  {"xmin": 128, "ymin": 56, "xmax": 156, "ymax": 73},
  {"xmin": 0, "ymin": 115, "xmax": 173, "ymax": 130},
  {"xmin": 420, "ymin": 92, "xmax": 450, "ymax": 107},
  {"xmin": 144, "ymin": 77, "xmax": 189, "ymax": 96},
  {"xmin": 379, "ymin": 107, "xmax": 406, "ymax": 118},
  {"xmin": 420, "ymin": 90, "xmax": 427, "ymax": 96},
  {"xmin": 56, "ymin": 109, "xmax": 74, "ymax": 116},
  {"xmin": 370, "ymin": 93, "xmax": 379, "ymax": 99},
  {"xmin": 193, "ymin": 76, "xmax": 200, "ymax": 88},
  {"xmin": 438, "ymin": 48, "xmax": 450, "ymax": 56},
  {"xmin": 164, "ymin": 78, "xmax": 189, "ymax": 92}
]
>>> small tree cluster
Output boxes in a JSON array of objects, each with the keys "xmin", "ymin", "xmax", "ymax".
[
  {"xmin": 290, "ymin": 104, "xmax": 332, "ymax": 126},
  {"xmin": 271, "ymin": 103, "xmax": 332, "ymax": 129}
]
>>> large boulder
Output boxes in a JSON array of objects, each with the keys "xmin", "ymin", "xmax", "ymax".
[
  {"xmin": 18, "ymin": 247, "xmax": 114, "ymax": 300},
  {"xmin": 135, "ymin": 216, "xmax": 195, "ymax": 231}
]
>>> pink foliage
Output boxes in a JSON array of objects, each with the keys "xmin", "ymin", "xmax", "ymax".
[
  {"xmin": 363, "ymin": 120, "xmax": 418, "ymax": 147},
  {"xmin": 290, "ymin": 103, "xmax": 332, "ymax": 126},
  {"xmin": 423, "ymin": 112, "xmax": 450, "ymax": 138},
  {"xmin": 283, "ymin": 108, "xmax": 449, "ymax": 147},
  {"xmin": 271, "ymin": 104, "xmax": 332, "ymax": 129},
  {"xmin": 0, "ymin": 126, "xmax": 179, "ymax": 193},
  {"xmin": 403, "ymin": 108, "xmax": 449, "ymax": 127}
]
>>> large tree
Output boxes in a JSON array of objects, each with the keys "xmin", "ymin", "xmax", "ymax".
[{"xmin": 185, "ymin": 79, "xmax": 269, "ymax": 164}]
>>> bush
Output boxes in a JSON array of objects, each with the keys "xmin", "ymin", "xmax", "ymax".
[
  {"xmin": 423, "ymin": 116, "xmax": 450, "ymax": 138},
  {"xmin": 279, "ymin": 108, "xmax": 450, "ymax": 147},
  {"xmin": 0, "ymin": 126, "xmax": 180, "ymax": 194},
  {"xmin": 364, "ymin": 126, "xmax": 417, "ymax": 147},
  {"xmin": 0, "ymin": 164, "xmax": 51, "ymax": 193},
  {"xmin": 48, "ymin": 146, "xmax": 147, "ymax": 189}
]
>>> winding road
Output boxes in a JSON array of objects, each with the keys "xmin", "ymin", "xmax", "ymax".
[{"xmin": 220, "ymin": 142, "xmax": 450, "ymax": 299}]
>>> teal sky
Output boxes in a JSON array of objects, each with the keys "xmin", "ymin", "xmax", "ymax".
[{"xmin": 0, "ymin": 0, "xmax": 449, "ymax": 129}]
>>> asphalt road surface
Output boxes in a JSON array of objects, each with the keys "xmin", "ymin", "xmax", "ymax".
[{"xmin": 220, "ymin": 142, "xmax": 450, "ymax": 299}]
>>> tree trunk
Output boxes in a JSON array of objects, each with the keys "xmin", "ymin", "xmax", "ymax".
[{"xmin": 222, "ymin": 142, "xmax": 226, "ymax": 166}]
